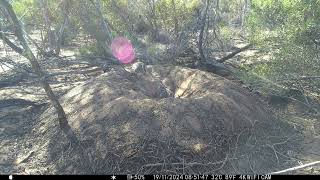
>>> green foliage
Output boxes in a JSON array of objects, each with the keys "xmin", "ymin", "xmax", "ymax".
[
  {"xmin": 12, "ymin": 0, "xmax": 38, "ymax": 28},
  {"xmin": 234, "ymin": 66, "xmax": 282, "ymax": 95},
  {"xmin": 246, "ymin": 0, "xmax": 320, "ymax": 94},
  {"xmin": 220, "ymin": 26, "xmax": 232, "ymax": 40},
  {"xmin": 249, "ymin": 0, "xmax": 320, "ymax": 43},
  {"xmin": 253, "ymin": 63, "xmax": 272, "ymax": 77},
  {"xmin": 124, "ymin": 31, "xmax": 146, "ymax": 49},
  {"xmin": 155, "ymin": 0, "xmax": 199, "ymax": 33},
  {"xmin": 12, "ymin": 0, "xmax": 34, "ymax": 16},
  {"xmin": 78, "ymin": 43, "xmax": 102, "ymax": 56}
]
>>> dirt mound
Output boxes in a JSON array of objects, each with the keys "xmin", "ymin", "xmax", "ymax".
[{"xmin": 21, "ymin": 65, "xmax": 299, "ymax": 174}]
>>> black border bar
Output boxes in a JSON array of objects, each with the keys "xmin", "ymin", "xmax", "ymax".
[{"xmin": 1, "ymin": 174, "xmax": 319, "ymax": 180}]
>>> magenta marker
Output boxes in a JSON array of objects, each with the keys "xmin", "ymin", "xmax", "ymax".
[{"xmin": 111, "ymin": 37, "xmax": 135, "ymax": 64}]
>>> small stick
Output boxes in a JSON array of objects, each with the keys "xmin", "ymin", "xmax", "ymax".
[{"xmin": 270, "ymin": 161, "xmax": 320, "ymax": 174}]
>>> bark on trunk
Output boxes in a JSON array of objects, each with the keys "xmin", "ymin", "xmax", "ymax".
[{"xmin": 198, "ymin": 0, "xmax": 210, "ymax": 62}]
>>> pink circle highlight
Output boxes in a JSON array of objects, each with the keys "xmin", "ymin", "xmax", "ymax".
[{"xmin": 111, "ymin": 37, "xmax": 135, "ymax": 64}]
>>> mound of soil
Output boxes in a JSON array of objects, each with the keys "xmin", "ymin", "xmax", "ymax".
[{"xmin": 10, "ymin": 65, "xmax": 299, "ymax": 174}]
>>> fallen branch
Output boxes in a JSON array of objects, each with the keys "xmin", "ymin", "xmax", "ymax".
[
  {"xmin": 270, "ymin": 161, "xmax": 320, "ymax": 174},
  {"xmin": 1, "ymin": 57, "xmax": 33, "ymax": 73},
  {"xmin": 286, "ymin": 96, "xmax": 319, "ymax": 114},
  {"xmin": 0, "ymin": 30, "xmax": 15, "ymax": 35},
  {"xmin": 45, "ymin": 67, "xmax": 103, "ymax": 77},
  {"xmin": 27, "ymin": 67, "xmax": 103, "ymax": 80},
  {"xmin": 217, "ymin": 44, "xmax": 252, "ymax": 63}
]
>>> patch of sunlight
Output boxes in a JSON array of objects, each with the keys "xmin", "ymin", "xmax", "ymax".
[
  {"xmin": 261, "ymin": 54, "xmax": 272, "ymax": 61},
  {"xmin": 289, "ymin": 116, "xmax": 317, "ymax": 127},
  {"xmin": 240, "ymin": 49, "xmax": 259, "ymax": 58},
  {"xmin": 193, "ymin": 143, "xmax": 205, "ymax": 152},
  {"xmin": 0, "ymin": 64, "xmax": 13, "ymax": 73},
  {"xmin": 123, "ymin": 122, "xmax": 131, "ymax": 132},
  {"xmin": 15, "ymin": 151, "xmax": 34, "ymax": 165},
  {"xmin": 155, "ymin": 44, "xmax": 167, "ymax": 51},
  {"xmin": 175, "ymin": 73, "xmax": 197, "ymax": 98},
  {"xmin": 60, "ymin": 49, "xmax": 76, "ymax": 58}
]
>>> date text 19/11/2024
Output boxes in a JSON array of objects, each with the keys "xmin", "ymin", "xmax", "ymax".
[{"xmin": 130, "ymin": 174, "xmax": 272, "ymax": 180}]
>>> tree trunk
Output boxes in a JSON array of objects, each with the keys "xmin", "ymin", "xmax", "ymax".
[
  {"xmin": 198, "ymin": 0, "xmax": 210, "ymax": 62},
  {"xmin": 79, "ymin": 0, "xmax": 112, "ymax": 57},
  {"xmin": 95, "ymin": 0, "xmax": 112, "ymax": 45},
  {"xmin": 241, "ymin": 0, "xmax": 249, "ymax": 32},
  {"xmin": 0, "ymin": 0, "xmax": 71, "ymax": 136},
  {"xmin": 55, "ymin": 0, "xmax": 71, "ymax": 55},
  {"xmin": 39, "ymin": 0, "xmax": 56, "ymax": 53}
]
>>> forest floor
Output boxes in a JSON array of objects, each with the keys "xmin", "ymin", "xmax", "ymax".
[{"xmin": 0, "ymin": 34, "xmax": 320, "ymax": 174}]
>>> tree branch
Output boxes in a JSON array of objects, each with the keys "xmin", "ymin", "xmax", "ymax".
[
  {"xmin": 0, "ymin": 32, "xmax": 24, "ymax": 54},
  {"xmin": 217, "ymin": 44, "xmax": 252, "ymax": 63}
]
